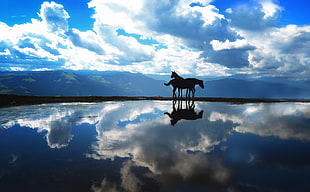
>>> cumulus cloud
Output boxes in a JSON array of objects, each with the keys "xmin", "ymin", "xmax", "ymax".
[
  {"xmin": 0, "ymin": 0, "xmax": 309, "ymax": 79},
  {"xmin": 274, "ymin": 25, "xmax": 310, "ymax": 57},
  {"xmin": 243, "ymin": 25, "xmax": 310, "ymax": 76},
  {"xmin": 229, "ymin": 0, "xmax": 282, "ymax": 30},
  {"xmin": 0, "ymin": 17, "xmax": 68, "ymax": 71},
  {"xmin": 210, "ymin": 39, "xmax": 256, "ymax": 51},
  {"xmin": 93, "ymin": 25, "xmax": 155, "ymax": 64},
  {"xmin": 66, "ymin": 28, "xmax": 105, "ymax": 55},
  {"xmin": 87, "ymin": 0, "xmax": 255, "ymax": 70},
  {"xmin": 38, "ymin": 1, "xmax": 70, "ymax": 33}
]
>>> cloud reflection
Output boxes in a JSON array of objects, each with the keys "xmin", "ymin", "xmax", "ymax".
[
  {"xmin": 0, "ymin": 103, "xmax": 101, "ymax": 148},
  {"xmin": 87, "ymin": 101, "xmax": 310, "ymax": 191},
  {"xmin": 237, "ymin": 103, "xmax": 310, "ymax": 141},
  {"xmin": 88, "ymin": 101, "xmax": 239, "ymax": 191},
  {"xmin": 1, "ymin": 101, "xmax": 310, "ymax": 191}
]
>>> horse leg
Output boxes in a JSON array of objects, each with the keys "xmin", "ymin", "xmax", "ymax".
[
  {"xmin": 173, "ymin": 87, "xmax": 177, "ymax": 98},
  {"xmin": 186, "ymin": 88, "xmax": 191, "ymax": 98},
  {"xmin": 178, "ymin": 88, "xmax": 183, "ymax": 98},
  {"xmin": 178, "ymin": 88, "xmax": 182, "ymax": 98},
  {"xmin": 185, "ymin": 89, "xmax": 188, "ymax": 98},
  {"xmin": 192, "ymin": 88, "xmax": 196, "ymax": 98}
]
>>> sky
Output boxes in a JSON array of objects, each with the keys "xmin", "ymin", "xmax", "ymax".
[{"xmin": 0, "ymin": 0, "xmax": 309, "ymax": 79}]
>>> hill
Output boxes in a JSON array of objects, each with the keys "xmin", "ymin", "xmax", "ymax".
[
  {"xmin": 0, "ymin": 70, "xmax": 170, "ymax": 96},
  {"xmin": 0, "ymin": 70, "xmax": 310, "ymax": 98},
  {"xmin": 197, "ymin": 78, "xmax": 310, "ymax": 99}
]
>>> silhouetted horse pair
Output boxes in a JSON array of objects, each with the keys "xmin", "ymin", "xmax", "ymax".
[{"xmin": 164, "ymin": 71, "xmax": 204, "ymax": 98}]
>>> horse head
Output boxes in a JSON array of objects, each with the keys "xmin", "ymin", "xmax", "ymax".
[
  {"xmin": 171, "ymin": 71, "xmax": 176, "ymax": 78},
  {"xmin": 171, "ymin": 71, "xmax": 183, "ymax": 79},
  {"xmin": 199, "ymin": 80, "xmax": 204, "ymax": 88}
]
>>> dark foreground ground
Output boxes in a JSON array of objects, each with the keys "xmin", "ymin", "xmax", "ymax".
[{"xmin": 1, "ymin": 94, "xmax": 310, "ymax": 108}]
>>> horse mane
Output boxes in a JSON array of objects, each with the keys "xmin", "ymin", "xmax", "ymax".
[{"xmin": 171, "ymin": 71, "xmax": 184, "ymax": 80}]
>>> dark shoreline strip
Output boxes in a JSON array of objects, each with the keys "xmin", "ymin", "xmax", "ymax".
[{"xmin": 1, "ymin": 94, "xmax": 310, "ymax": 108}]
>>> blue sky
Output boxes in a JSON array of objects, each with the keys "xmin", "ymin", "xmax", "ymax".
[{"xmin": 0, "ymin": 0, "xmax": 309, "ymax": 80}]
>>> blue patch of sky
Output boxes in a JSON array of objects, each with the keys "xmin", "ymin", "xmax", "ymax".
[
  {"xmin": 116, "ymin": 29, "xmax": 168, "ymax": 50},
  {"xmin": 189, "ymin": 2, "xmax": 205, "ymax": 7},
  {"xmin": 0, "ymin": 0, "xmax": 43, "ymax": 26},
  {"xmin": 1, "ymin": 0, "xmax": 309, "ymax": 30},
  {"xmin": 57, "ymin": 0, "xmax": 94, "ymax": 31},
  {"xmin": 279, "ymin": 0, "xmax": 310, "ymax": 26},
  {"xmin": 0, "ymin": 0, "xmax": 94, "ymax": 31},
  {"xmin": 212, "ymin": 0, "xmax": 310, "ymax": 26},
  {"xmin": 209, "ymin": 0, "xmax": 236, "ymax": 17}
]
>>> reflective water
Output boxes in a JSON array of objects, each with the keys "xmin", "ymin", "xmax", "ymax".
[{"xmin": 0, "ymin": 100, "xmax": 310, "ymax": 192}]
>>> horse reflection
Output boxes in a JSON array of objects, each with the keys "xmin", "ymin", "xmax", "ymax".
[{"xmin": 164, "ymin": 100, "xmax": 204, "ymax": 126}]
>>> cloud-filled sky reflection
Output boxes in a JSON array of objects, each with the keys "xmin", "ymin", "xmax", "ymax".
[{"xmin": 1, "ymin": 101, "xmax": 310, "ymax": 191}]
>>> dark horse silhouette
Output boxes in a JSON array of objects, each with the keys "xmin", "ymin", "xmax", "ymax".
[
  {"xmin": 164, "ymin": 100, "xmax": 204, "ymax": 126},
  {"xmin": 164, "ymin": 71, "xmax": 204, "ymax": 98}
]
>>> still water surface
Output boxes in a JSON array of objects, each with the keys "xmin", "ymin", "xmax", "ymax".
[{"xmin": 0, "ymin": 100, "xmax": 310, "ymax": 192}]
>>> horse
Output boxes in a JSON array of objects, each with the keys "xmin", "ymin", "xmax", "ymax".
[
  {"xmin": 165, "ymin": 78, "xmax": 204, "ymax": 98},
  {"xmin": 184, "ymin": 78, "xmax": 204, "ymax": 97},
  {"xmin": 164, "ymin": 71, "xmax": 204, "ymax": 98},
  {"xmin": 166, "ymin": 71, "xmax": 189, "ymax": 97},
  {"xmin": 170, "ymin": 71, "xmax": 184, "ymax": 97},
  {"xmin": 170, "ymin": 71, "xmax": 205, "ymax": 97}
]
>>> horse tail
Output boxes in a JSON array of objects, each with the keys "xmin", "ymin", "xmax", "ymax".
[
  {"xmin": 164, "ymin": 80, "xmax": 172, "ymax": 86},
  {"xmin": 164, "ymin": 112, "xmax": 172, "ymax": 118}
]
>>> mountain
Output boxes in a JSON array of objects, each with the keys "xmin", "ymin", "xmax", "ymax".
[
  {"xmin": 0, "ymin": 70, "xmax": 170, "ymax": 96},
  {"xmin": 196, "ymin": 78, "xmax": 310, "ymax": 99},
  {"xmin": 0, "ymin": 70, "xmax": 310, "ymax": 98},
  {"xmin": 85, "ymin": 71, "xmax": 170, "ymax": 96}
]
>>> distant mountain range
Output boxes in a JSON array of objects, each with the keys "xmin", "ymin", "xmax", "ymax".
[
  {"xmin": 0, "ymin": 70, "xmax": 170, "ymax": 96},
  {"xmin": 198, "ymin": 78, "xmax": 310, "ymax": 99},
  {"xmin": 1, "ymin": 70, "xmax": 310, "ymax": 98}
]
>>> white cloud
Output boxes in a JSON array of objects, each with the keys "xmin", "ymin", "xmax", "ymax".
[
  {"xmin": 210, "ymin": 39, "xmax": 255, "ymax": 51},
  {"xmin": 0, "ymin": 0, "xmax": 265, "ymax": 73},
  {"xmin": 229, "ymin": 0, "xmax": 282, "ymax": 30},
  {"xmin": 241, "ymin": 25, "xmax": 310, "ymax": 77},
  {"xmin": 0, "ymin": 18, "xmax": 68, "ymax": 70},
  {"xmin": 0, "ymin": 0, "xmax": 309, "ymax": 79},
  {"xmin": 87, "ymin": 0, "xmax": 251, "ymax": 71},
  {"xmin": 88, "ymin": 0, "xmax": 147, "ymax": 35},
  {"xmin": 66, "ymin": 28, "xmax": 106, "ymax": 55},
  {"xmin": 38, "ymin": 1, "xmax": 70, "ymax": 33},
  {"xmin": 259, "ymin": 0, "xmax": 283, "ymax": 19}
]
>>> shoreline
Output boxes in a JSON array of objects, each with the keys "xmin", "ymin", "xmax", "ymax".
[{"xmin": 1, "ymin": 94, "xmax": 310, "ymax": 108}]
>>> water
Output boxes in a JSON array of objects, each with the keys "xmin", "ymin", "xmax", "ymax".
[{"xmin": 0, "ymin": 100, "xmax": 310, "ymax": 192}]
